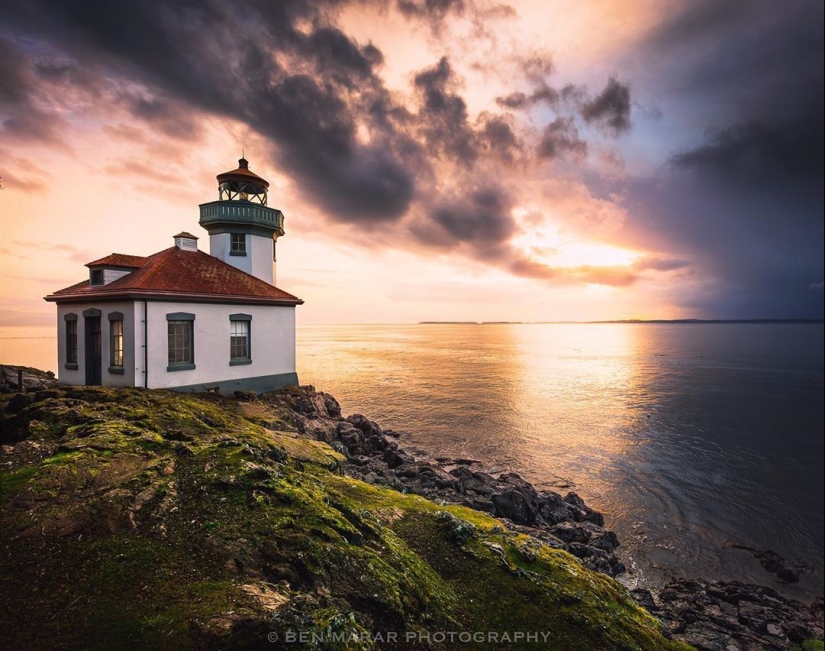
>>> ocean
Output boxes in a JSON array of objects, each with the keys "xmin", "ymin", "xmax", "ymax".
[{"xmin": 2, "ymin": 322, "xmax": 823, "ymax": 600}]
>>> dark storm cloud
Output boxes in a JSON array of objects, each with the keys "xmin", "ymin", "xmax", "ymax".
[
  {"xmin": 580, "ymin": 77, "xmax": 631, "ymax": 134},
  {"xmin": 496, "ymin": 84, "xmax": 559, "ymax": 110},
  {"xmin": 2, "ymin": 0, "xmax": 422, "ymax": 223},
  {"xmin": 479, "ymin": 115, "xmax": 522, "ymax": 163},
  {"xmin": 537, "ymin": 118, "xmax": 586, "ymax": 160},
  {"xmin": 670, "ymin": 119, "xmax": 824, "ymax": 187},
  {"xmin": 413, "ymin": 57, "xmax": 479, "ymax": 164},
  {"xmin": 0, "ymin": 36, "xmax": 63, "ymax": 143},
  {"xmin": 430, "ymin": 186, "xmax": 516, "ymax": 246},
  {"xmin": 127, "ymin": 96, "xmax": 202, "ymax": 141},
  {"xmin": 621, "ymin": 0, "xmax": 824, "ymax": 318}
]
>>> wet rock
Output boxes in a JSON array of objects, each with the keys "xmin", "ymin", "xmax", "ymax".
[
  {"xmin": 563, "ymin": 491, "xmax": 605, "ymax": 526},
  {"xmin": 491, "ymin": 488, "xmax": 537, "ymax": 525},
  {"xmin": 322, "ymin": 394, "xmax": 341, "ymax": 419},
  {"xmin": 634, "ymin": 579, "xmax": 825, "ymax": 651},
  {"xmin": 756, "ymin": 550, "xmax": 801, "ymax": 583}
]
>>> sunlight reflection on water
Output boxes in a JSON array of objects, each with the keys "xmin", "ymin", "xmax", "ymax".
[{"xmin": 298, "ymin": 323, "xmax": 824, "ymax": 600}]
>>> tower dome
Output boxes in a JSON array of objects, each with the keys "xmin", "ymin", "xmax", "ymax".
[
  {"xmin": 199, "ymin": 156, "xmax": 286, "ymax": 285},
  {"xmin": 216, "ymin": 157, "xmax": 270, "ymax": 205}
]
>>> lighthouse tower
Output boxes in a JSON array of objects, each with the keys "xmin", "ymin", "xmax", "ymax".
[{"xmin": 198, "ymin": 157, "xmax": 285, "ymax": 285}]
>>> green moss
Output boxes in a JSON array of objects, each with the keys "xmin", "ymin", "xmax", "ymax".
[
  {"xmin": 1, "ymin": 387, "xmax": 694, "ymax": 651},
  {"xmin": 0, "ymin": 465, "xmax": 39, "ymax": 500},
  {"xmin": 791, "ymin": 641, "xmax": 825, "ymax": 651}
]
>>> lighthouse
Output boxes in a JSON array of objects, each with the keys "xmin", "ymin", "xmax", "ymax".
[
  {"xmin": 198, "ymin": 157, "xmax": 285, "ymax": 285},
  {"xmin": 46, "ymin": 156, "xmax": 302, "ymax": 395}
]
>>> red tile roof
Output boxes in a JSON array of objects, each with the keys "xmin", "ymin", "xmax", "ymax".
[
  {"xmin": 47, "ymin": 247, "xmax": 302, "ymax": 306},
  {"xmin": 86, "ymin": 253, "xmax": 148, "ymax": 268}
]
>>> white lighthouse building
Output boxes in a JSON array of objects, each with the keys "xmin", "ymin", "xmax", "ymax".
[{"xmin": 45, "ymin": 158, "xmax": 303, "ymax": 395}]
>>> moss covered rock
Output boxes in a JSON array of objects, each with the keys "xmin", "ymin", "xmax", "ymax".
[{"xmin": 0, "ymin": 387, "xmax": 689, "ymax": 650}]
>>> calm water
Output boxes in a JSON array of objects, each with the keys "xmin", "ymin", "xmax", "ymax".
[{"xmin": 2, "ymin": 323, "xmax": 823, "ymax": 600}]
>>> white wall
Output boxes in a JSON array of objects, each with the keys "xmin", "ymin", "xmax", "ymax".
[
  {"xmin": 209, "ymin": 232, "xmax": 274, "ymax": 284},
  {"xmin": 55, "ymin": 301, "xmax": 138, "ymax": 387},
  {"xmin": 250, "ymin": 235, "xmax": 274, "ymax": 285},
  {"xmin": 145, "ymin": 301, "xmax": 296, "ymax": 389}
]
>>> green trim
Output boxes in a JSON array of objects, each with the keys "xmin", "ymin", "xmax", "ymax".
[
  {"xmin": 229, "ymin": 313, "xmax": 252, "ymax": 321},
  {"xmin": 83, "ymin": 308, "xmax": 102, "ymax": 317},
  {"xmin": 166, "ymin": 312, "xmax": 195, "ymax": 321},
  {"xmin": 64, "ymin": 363, "xmax": 78, "ymax": 370},
  {"xmin": 64, "ymin": 313, "xmax": 78, "ymax": 322},
  {"xmin": 203, "ymin": 223, "xmax": 279, "ymax": 239},
  {"xmin": 164, "ymin": 371, "xmax": 299, "ymax": 396},
  {"xmin": 229, "ymin": 250, "xmax": 247, "ymax": 256},
  {"xmin": 90, "ymin": 270, "xmax": 104, "ymax": 286},
  {"xmin": 229, "ymin": 359, "xmax": 252, "ymax": 366},
  {"xmin": 167, "ymin": 363, "xmax": 196, "ymax": 372},
  {"xmin": 107, "ymin": 311, "xmax": 124, "ymax": 321},
  {"xmin": 108, "ymin": 366, "xmax": 124, "ymax": 375}
]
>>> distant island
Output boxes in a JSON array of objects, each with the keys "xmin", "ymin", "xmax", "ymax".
[{"xmin": 420, "ymin": 319, "xmax": 824, "ymax": 325}]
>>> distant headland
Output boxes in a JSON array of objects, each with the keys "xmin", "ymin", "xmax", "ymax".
[{"xmin": 420, "ymin": 319, "xmax": 824, "ymax": 325}]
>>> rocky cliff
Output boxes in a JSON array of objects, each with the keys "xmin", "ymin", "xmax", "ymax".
[{"xmin": 0, "ymin": 383, "xmax": 688, "ymax": 650}]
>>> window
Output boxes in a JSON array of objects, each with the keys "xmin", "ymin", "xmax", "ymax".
[
  {"xmin": 90, "ymin": 269, "xmax": 103, "ymax": 285},
  {"xmin": 65, "ymin": 314, "xmax": 78, "ymax": 368},
  {"xmin": 230, "ymin": 233, "xmax": 246, "ymax": 255},
  {"xmin": 167, "ymin": 313, "xmax": 195, "ymax": 371},
  {"xmin": 109, "ymin": 316, "xmax": 123, "ymax": 370},
  {"xmin": 229, "ymin": 314, "xmax": 251, "ymax": 365}
]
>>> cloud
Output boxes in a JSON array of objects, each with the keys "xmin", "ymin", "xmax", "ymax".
[
  {"xmin": 537, "ymin": 117, "xmax": 587, "ymax": 160},
  {"xmin": 508, "ymin": 258, "xmax": 638, "ymax": 287},
  {"xmin": 413, "ymin": 57, "xmax": 478, "ymax": 164},
  {"xmin": 429, "ymin": 186, "xmax": 515, "ymax": 246},
  {"xmin": 496, "ymin": 84, "xmax": 559, "ymax": 110},
  {"xmin": 614, "ymin": 0, "xmax": 824, "ymax": 318},
  {"xmin": 580, "ymin": 77, "xmax": 632, "ymax": 134},
  {"xmin": 396, "ymin": 0, "xmax": 466, "ymax": 22},
  {"xmin": 0, "ymin": 36, "xmax": 66, "ymax": 144}
]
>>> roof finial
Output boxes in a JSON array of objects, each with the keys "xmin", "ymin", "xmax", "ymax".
[{"xmin": 238, "ymin": 150, "xmax": 249, "ymax": 169}]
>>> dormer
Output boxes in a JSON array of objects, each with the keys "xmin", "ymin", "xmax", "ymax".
[{"xmin": 85, "ymin": 254, "xmax": 147, "ymax": 286}]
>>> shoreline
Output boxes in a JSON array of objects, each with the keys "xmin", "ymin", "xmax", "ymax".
[
  {"xmin": 2, "ymin": 365, "xmax": 823, "ymax": 650},
  {"xmin": 263, "ymin": 382, "xmax": 824, "ymax": 650}
]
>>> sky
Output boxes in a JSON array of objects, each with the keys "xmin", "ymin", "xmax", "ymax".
[{"xmin": 0, "ymin": 0, "xmax": 823, "ymax": 325}]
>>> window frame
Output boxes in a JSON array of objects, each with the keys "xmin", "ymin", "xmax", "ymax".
[
  {"xmin": 108, "ymin": 312, "xmax": 124, "ymax": 374},
  {"xmin": 90, "ymin": 269, "xmax": 104, "ymax": 285},
  {"xmin": 229, "ymin": 313, "xmax": 252, "ymax": 365},
  {"xmin": 64, "ymin": 313, "xmax": 78, "ymax": 369},
  {"xmin": 229, "ymin": 233, "xmax": 247, "ymax": 256},
  {"xmin": 166, "ymin": 313, "xmax": 196, "ymax": 371}
]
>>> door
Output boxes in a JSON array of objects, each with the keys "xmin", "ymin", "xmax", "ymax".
[{"xmin": 85, "ymin": 315, "xmax": 102, "ymax": 386}]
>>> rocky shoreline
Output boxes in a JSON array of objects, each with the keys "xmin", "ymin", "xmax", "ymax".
[
  {"xmin": 1, "ymin": 368, "xmax": 822, "ymax": 650},
  {"xmin": 265, "ymin": 384, "xmax": 824, "ymax": 651}
]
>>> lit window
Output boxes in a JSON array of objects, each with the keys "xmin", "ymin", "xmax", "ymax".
[
  {"xmin": 230, "ymin": 233, "xmax": 246, "ymax": 254},
  {"xmin": 110, "ymin": 319, "xmax": 123, "ymax": 367}
]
